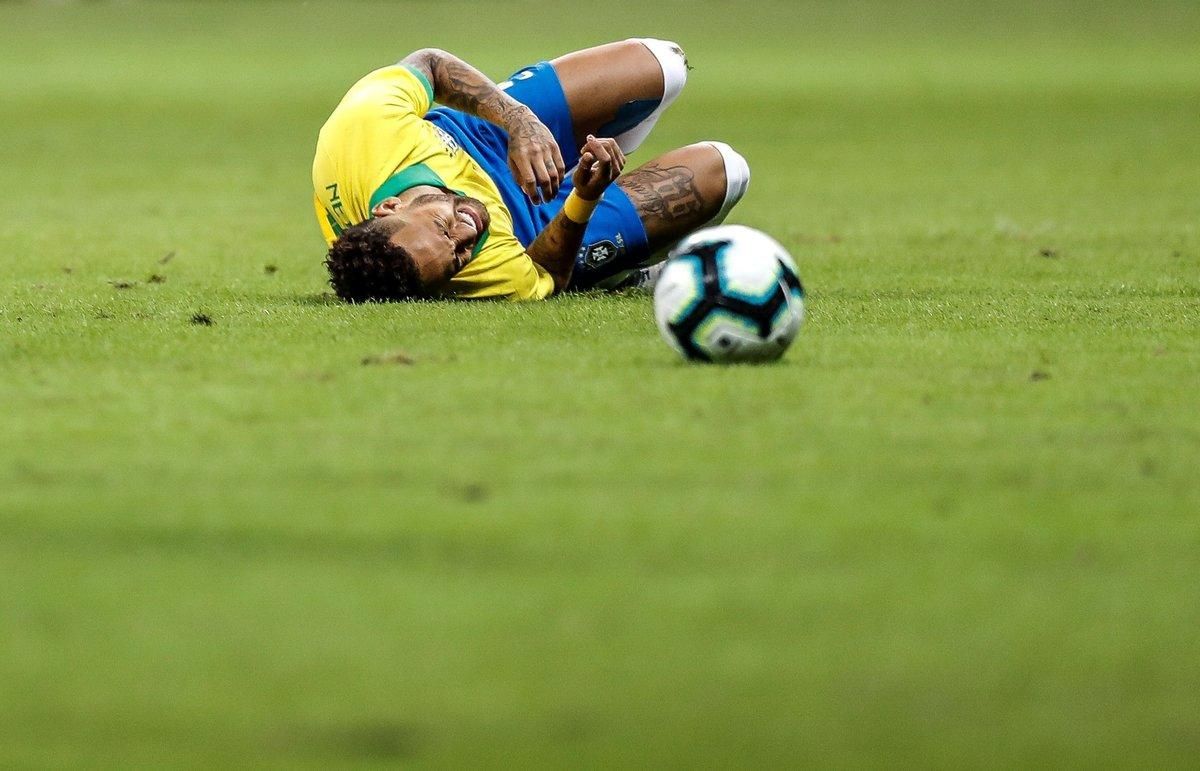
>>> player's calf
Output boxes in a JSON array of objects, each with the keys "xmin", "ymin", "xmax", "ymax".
[
  {"xmin": 617, "ymin": 140, "xmax": 750, "ymax": 250},
  {"xmin": 552, "ymin": 38, "xmax": 689, "ymax": 153},
  {"xmin": 703, "ymin": 141, "xmax": 751, "ymax": 225},
  {"xmin": 600, "ymin": 39, "xmax": 690, "ymax": 154}
]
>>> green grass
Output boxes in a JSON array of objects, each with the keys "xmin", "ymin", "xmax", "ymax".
[{"xmin": 2, "ymin": 0, "xmax": 1199, "ymax": 765}]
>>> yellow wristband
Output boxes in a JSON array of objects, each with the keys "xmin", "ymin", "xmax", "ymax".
[{"xmin": 562, "ymin": 191, "xmax": 599, "ymax": 224}]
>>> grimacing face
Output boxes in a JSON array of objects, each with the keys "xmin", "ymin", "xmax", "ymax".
[{"xmin": 369, "ymin": 186, "xmax": 491, "ymax": 289}]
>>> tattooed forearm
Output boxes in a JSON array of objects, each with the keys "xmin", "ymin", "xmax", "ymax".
[
  {"xmin": 433, "ymin": 57, "xmax": 526, "ymax": 124},
  {"xmin": 618, "ymin": 165, "xmax": 708, "ymax": 227},
  {"xmin": 404, "ymin": 49, "xmax": 530, "ymax": 130},
  {"xmin": 527, "ymin": 211, "xmax": 587, "ymax": 291}
]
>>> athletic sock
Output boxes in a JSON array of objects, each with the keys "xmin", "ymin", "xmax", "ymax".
[
  {"xmin": 705, "ymin": 141, "xmax": 751, "ymax": 225},
  {"xmin": 608, "ymin": 38, "xmax": 689, "ymax": 154}
]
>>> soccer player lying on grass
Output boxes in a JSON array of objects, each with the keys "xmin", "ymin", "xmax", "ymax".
[{"xmin": 314, "ymin": 39, "xmax": 750, "ymax": 301}]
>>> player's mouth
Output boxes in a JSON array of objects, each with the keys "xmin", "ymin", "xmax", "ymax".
[
  {"xmin": 457, "ymin": 208, "xmax": 482, "ymax": 238},
  {"xmin": 457, "ymin": 198, "xmax": 489, "ymax": 237}
]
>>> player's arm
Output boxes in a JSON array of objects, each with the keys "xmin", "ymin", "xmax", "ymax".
[
  {"xmin": 402, "ymin": 48, "xmax": 566, "ymax": 203},
  {"xmin": 527, "ymin": 136, "xmax": 625, "ymax": 293}
]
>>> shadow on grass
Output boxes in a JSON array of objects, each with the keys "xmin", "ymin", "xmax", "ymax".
[
  {"xmin": 0, "ymin": 519, "xmax": 529, "ymax": 570},
  {"xmin": 269, "ymin": 720, "xmax": 424, "ymax": 762},
  {"xmin": 287, "ymin": 292, "xmax": 482, "ymax": 308},
  {"xmin": 291, "ymin": 292, "xmax": 341, "ymax": 307}
]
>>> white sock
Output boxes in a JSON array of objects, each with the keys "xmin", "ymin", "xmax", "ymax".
[
  {"xmin": 705, "ymin": 141, "xmax": 751, "ymax": 225},
  {"xmin": 613, "ymin": 38, "xmax": 689, "ymax": 154}
]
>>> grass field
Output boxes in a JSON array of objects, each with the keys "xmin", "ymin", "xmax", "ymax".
[{"xmin": 2, "ymin": 0, "xmax": 1199, "ymax": 765}]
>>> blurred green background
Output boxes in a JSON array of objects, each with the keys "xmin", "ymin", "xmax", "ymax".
[{"xmin": 1, "ymin": 0, "xmax": 1198, "ymax": 765}]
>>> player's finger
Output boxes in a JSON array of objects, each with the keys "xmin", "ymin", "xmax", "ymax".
[
  {"xmin": 575, "ymin": 152, "xmax": 596, "ymax": 187},
  {"xmin": 605, "ymin": 155, "xmax": 619, "ymax": 181},
  {"xmin": 584, "ymin": 134, "xmax": 602, "ymax": 162},
  {"xmin": 598, "ymin": 145, "xmax": 621, "ymax": 179},
  {"xmin": 553, "ymin": 149, "xmax": 565, "ymax": 184},
  {"xmin": 605, "ymin": 140, "xmax": 623, "ymax": 179},
  {"xmin": 590, "ymin": 141, "xmax": 612, "ymax": 170},
  {"xmin": 532, "ymin": 162, "xmax": 553, "ymax": 203},
  {"xmin": 588, "ymin": 154, "xmax": 611, "ymax": 183},
  {"xmin": 611, "ymin": 140, "xmax": 626, "ymax": 172},
  {"xmin": 516, "ymin": 163, "xmax": 535, "ymax": 201},
  {"xmin": 544, "ymin": 156, "xmax": 562, "ymax": 194},
  {"xmin": 525, "ymin": 159, "xmax": 548, "ymax": 203},
  {"xmin": 551, "ymin": 142, "xmax": 566, "ymax": 180},
  {"xmin": 513, "ymin": 158, "xmax": 539, "ymax": 202}
]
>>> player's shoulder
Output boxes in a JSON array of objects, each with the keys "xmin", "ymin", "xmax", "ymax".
[{"xmin": 339, "ymin": 63, "xmax": 433, "ymax": 108}]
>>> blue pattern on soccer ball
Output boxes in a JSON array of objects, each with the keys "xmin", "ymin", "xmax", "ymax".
[
  {"xmin": 667, "ymin": 254, "xmax": 706, "ymax": 325},
  {"xmin": 715, "ymin": 244, "xmax": 784, "ymax": 306},
  {"xmin": 653, "ymin": 225, "xmax": 805, "ymax": 364}
]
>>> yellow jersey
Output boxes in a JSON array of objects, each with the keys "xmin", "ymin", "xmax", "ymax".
[{"xmin": 312, "ymin": 65, "xmax": 555, "ymax": 300}]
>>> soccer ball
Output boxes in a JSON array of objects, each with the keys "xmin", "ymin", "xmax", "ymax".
[{"xmin": 653, "ymin": 225, "xmax": 805, "ymax": 363}]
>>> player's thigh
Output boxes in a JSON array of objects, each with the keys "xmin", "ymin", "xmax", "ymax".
[
  {"xmin": 550, "ymin": 40, "xmax": 667, "ymax": 146},
  {"xmin": 615, "ymin": 143, "xmax": 727, "ymax": 251}
]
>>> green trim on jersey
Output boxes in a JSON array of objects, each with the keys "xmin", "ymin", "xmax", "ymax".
[
  {"xmin": 368, "ymin": 163, "xmax": 491, "ymax": 258},
  {"xmin": 401, "ymin": 64, "xmax": 435, "ymax": 108},
  {"xmin": 369, "ymin": 163, "xmax": 448, "ymax": 209},
  {"xmin": 473, "ymin": 228, "xmax": 490, "ymax": 256}
]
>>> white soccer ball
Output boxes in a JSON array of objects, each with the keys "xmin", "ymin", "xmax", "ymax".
[{"xmin": 653, "ymin": 225, "xmax": 804, "ymax": 363}]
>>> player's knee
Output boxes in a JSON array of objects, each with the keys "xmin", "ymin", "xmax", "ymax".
[
  {"xmin": 704, "ymin": 141, "xmax": 750, "ymax": 223},
  {"xmin": 629, "ymin": 38, "xmax": 688, "ymax": 104}
]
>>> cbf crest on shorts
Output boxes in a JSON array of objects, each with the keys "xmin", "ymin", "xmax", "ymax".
[{"xmin": 580, "ymin": 233, "xmax": 626, "ymax": 269}]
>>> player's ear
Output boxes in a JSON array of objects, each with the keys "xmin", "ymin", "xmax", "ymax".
[{"xmin": 371, "ymin": 197, "xmax": 405, "ymax": 218}]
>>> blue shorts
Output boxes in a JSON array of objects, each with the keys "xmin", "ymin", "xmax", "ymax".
[{"xmin": 425, "ymin": 62, "xmax": 650, "ymax": 287}]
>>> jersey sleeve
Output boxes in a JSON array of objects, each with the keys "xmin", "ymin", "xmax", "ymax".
[
  {"xmin": 312, "ymin": 64, "xmax": 438, "ymax": 239},
  {"xmin": 314, "ymin": 193, "xmax": 337, "ymax": 245},
  {"xmin": 343, "ymin": 64, "xmax": 434, "ymax": 120}
]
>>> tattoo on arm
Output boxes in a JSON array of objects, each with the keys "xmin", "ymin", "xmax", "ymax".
[
  {"xmin": 433, "ymin": 57, "xmax": 524, "ymax": 124},
  {"xmin": 404, "ymin": 49, "xmax": 527, "ymax": 128},
  {"xmin": 527, "ymin": 212, "xmax": 586, "ymax": 292},
  {"xmin": 617, "ymin": 165, "xmax": 710, "ymax": 241}
]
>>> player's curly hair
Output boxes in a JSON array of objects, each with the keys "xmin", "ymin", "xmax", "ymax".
[{"xmin": 325, "ymin": 219, "xmax": 425, "ymax": 302}]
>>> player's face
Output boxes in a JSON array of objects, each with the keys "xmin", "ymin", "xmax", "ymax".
[{"xmin": 375, "ymin": 192, "xmax": 490, "ymax": 289}]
